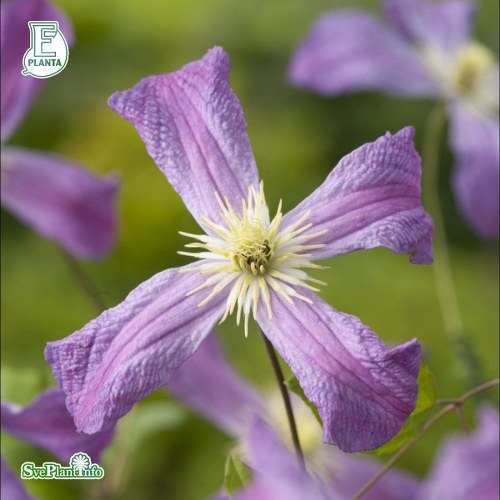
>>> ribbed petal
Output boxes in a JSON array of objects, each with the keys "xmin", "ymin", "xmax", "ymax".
[
  {"xmin": 257, "ymin": 290, "xmax": 421, "ymax": 452},
  {"xmin": 417, "ymin": 407, "xmax": 499, "ymax": 500},
  {"xmin": 1, "ymin": 148, "xmax": 119, "ymax": 259},
  {"xmin": 1, "ymin": 389, "xmax": 113, "ymax": 463},
  {"xmin": 1, "ymin": 458, "xmax": 34, "ymax": 500},
  {"xmin": 45, "ymin": 264, "xmax": 227, "ymax": 434},
  {"xmin": 1, "ymin": 0, "xmax": 73, "ymax": 142},
  {"xmin": 449, "ymin": 104, "xmax": 499, "ymax": 238},
  {"xmin": 238, "ymin": 417, "xmax": 331, "ymax": 500},
  {"xmin": 385, "ymin": 0, "xmax": 475, "ymax": 51},
  {"xmin": 281, "ymin": 127, "xmax": 434, "ymax": 264},
  {"xmin": 168, "ymin": 335, "xmax": 264, "ymax": 437},
  {"xmin": 108, "ymin": 47, "xmax": 259, "ymax": 227},
  {"xmin": 289, "ymin": 10, "xmax": 437, "ymax": 97}
]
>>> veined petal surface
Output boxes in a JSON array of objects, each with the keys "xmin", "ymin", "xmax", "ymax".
[
  {"xmin": 257, "ymin": 290, "xmax": 421, "ymax": 452},
  {"xmin": 45, "ymin": 265, "xmax": 226, "ymax": 434},
  {"xmin": 282, "ymin": 127, "xmax": 433, "ymax": 264},
  {"xmin": 385, "ymin": 0, "xmax": 475, "ymax": 51},
  {"xmin": 1, "ymin": 389, "xmax": 113, "ymax": 463},
  {"xmin": 1, "ymin": 0, "xmax": 73, "ymax": 142},
  {"xmin": 108, "ymin": 47, "xmax": 259, "ymax": 228},
  {"xmin": 289, "ymin": 10, "xmax": 437, "ymax": 97},
  {"xmin": 168, "ymin": 335, "xmax": 264, "ymax": 437},
  {"xmin": 1, "ymin": 148, "xmax": 119, "ymax": 259},
  {"xmin": 448, "ymin": 104, "xmax": 499, "ymax": 238}
]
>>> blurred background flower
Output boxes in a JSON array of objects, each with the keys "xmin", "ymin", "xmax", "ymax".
[{"xmin": 1, "ymin": 0, "xmax": 498, "ymax": 499}]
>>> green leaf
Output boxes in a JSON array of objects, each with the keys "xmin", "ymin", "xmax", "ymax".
[
  {"xmin": 285, "ymin": 376, "xmax": 322, "ymax": 425},
  {"xmin": 370, "ymin": 363, "xmax": 437, "ymax": 455},
  {"xmin": 224, "ymin": 454, "xmax": 251, "ymax": 496}
]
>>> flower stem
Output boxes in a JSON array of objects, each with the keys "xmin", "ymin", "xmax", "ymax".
[
  {"xmin": 60, "ymin": 249, "xmax": 106, "ymax": 313},
  {"xmin": 352, "ymin": 378, "xmax": 499, "ymax": 500},
  {"xmin": 422, "ymin": 104, "xmax": 479, "ymax": 381},
  {"xmin": 260, "ymin": 328, "xmax": 305, "ymax": 468}
]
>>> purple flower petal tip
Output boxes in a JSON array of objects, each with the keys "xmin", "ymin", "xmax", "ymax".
[
  {"xmin": 1, "ymin": 389, "xmax": 114, "ymax": 463},
  {"xmin": 45, "ymin": 265, "xmax": 226, "ymax": 434},
  {"xmin": 258, "ymin": 291, "xmax": 421, "ymax": 452},
  {"xmin": 282, "ymin": 126, "xmax": 434, "ymax": 266},
  {"xmin": 1, "ymin": 148, "xmax": 120, "ymax": 259},
  {"xmin": 108, "ymin": 46, "xmax": 259, "ymax": 228}
]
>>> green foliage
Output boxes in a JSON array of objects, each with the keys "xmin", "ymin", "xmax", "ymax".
[
  {"xmin": 224, "ymin": 454, "xmax": 252, "ymax": 496},
  {"xmin": 371, "ymin": 364, "xmax": 437, "ymax": 455},
  {"xmin": 285, "ymin": 376, "xmax": 322, "ymax": 425}
]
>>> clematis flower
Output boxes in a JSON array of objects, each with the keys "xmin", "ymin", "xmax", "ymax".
[
  {"xmin": 1, "ymin": 388, "xmax": 114, "ymax": 500},
  {"xmin": 45, "ymin": 47, "xmax": 433, "ymax": 452},
  {"xmin": 170, "ymin": 336, "xmax": 420, "ymax": 500},
  {"xmin": 175, "ymin": 339, "xmax": 498, "ymax": 499},
  {"xmin": 1, "ymin": 0, "xmax": 119, "ymax": 259},
  {"xmin": 289, "ymin": 0, "xmax": 499, "ymax": 238}
]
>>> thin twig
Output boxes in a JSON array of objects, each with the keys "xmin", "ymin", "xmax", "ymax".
[
  {"xmin": 60, "ymin": 249, "xmax": 106, "ymax": 312},
  {"xmin": 352, "ymin": 378, "xmax": 499, "ymax": 499},
  {"xmin": 260, "ymin": 329, "xmax": 305, "ymax": 468}
]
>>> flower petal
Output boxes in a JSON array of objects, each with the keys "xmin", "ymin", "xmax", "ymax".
[
  {"xmin": 1, "ymin": 389, "xmax": 113, "ymax": 463},
  {"xmin": 257, "ymin": 290, "xmax": 421, "ymax": 452},
  {"xmin": 417, "ymin": 407, "xmax": 499, "ymax": 500},
  {"xmin": 1, "ymin": 0, "xmax": 73, "ymax": 142},
  {"xmin": 289, "ymin": 10, "xmax": 437, "ymax": 97},
  {"xmin": 448, "ymin": 105, "xmax": 499, "ymax": 238},
  {"xmin": 282, "ymin": 127, "xmax": 434, "ymax": 264},
  {"xmin": 168, "ymin": 334, "xmax": 264, "ymax": 437},
  {"xmin": 1, "ymin": 458, "xmax": 34, "ymax": 500},
  {"xmin": 321, "ymin": 447, "xmax": 419, "ymax": 499},
  {"xmin": 238, "ymin": 416, "xmax": 331, "ymax": 500},
  {"xmin": 45, "ymin": 264, "xmax": 227, "ymax": 434},
  {"xmin": 385, "ymin": 0, "xmax": 475, "ymax": 51},
  {"xmin": 1, "ymin": 147, "xmax": 119, "ymax": 259},
  {"xmin": 108, "ymin": 47, "xmax": 259, "ymax": 227}
]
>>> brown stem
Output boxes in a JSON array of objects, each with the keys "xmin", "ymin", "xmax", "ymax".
[
  {"xmin": 352, "ymin": 378, "xmax": 499, "ymax": 500},
  {"xmin": 60, "ymin": 249, "xmax": 106, "ymax": 313},
  {"xmin": 260, "ymin": 329, "xmax": 305, "ymax": 468}
]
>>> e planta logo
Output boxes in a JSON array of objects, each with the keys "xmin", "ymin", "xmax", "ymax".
[
  {"xmin": 22, "ymin": 21, "xmax": 69, "ymax": 78},
  {"xmin": 20, "ymin": 452, "xmax": 104, "ymax": 480}
]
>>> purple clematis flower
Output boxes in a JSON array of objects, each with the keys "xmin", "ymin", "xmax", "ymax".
[
  {"xmin": 1, "ymin": 0, "xmax": 119, "ymax": 259},
  {"xmin": 1, "ymin": 388, "xmax": 114, "ymax": 500},
  {"xmin": 45, "ymin": 47, "xmax": 433, "ymax": 452},
  {"xmin": 176, "ymin": 340, "xmax": 498, "ymax": 499},
  {"xmin": 290, "ymin": 0, "xmax": 499, "ymax": 239},
  {"xmin": 171, "ymin": 336, "xmax": 420, "ymax": 500}
]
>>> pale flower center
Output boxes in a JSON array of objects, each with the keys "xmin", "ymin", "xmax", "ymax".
[
  {"xmin": 179, "ymin": 182, "xmax": 327, "ymax": 337},
  {"xmin": 420, "ymin": 41, "xmax": 498, "ymax": 113}
]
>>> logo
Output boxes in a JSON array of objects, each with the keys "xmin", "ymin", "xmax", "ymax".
[
  {"xmin": 21, "ymin": 452, "xmax": 104, "ymax": 480},
  {"xmin": 22, "ymin": 21, "xmax": 69, "ymax": 78}
]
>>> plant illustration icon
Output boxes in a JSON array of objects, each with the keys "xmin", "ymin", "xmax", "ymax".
[{"xmin": 69, "ymin": 453, "xmax": 91, "ymax": 475}]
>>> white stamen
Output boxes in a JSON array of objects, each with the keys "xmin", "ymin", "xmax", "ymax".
[{"xmin": 179, "ymin": 181, "xmax": 327, "ymax": 336}]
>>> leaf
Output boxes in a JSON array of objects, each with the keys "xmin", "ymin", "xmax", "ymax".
[
  {"xmin": 285, "ymin": 376, "xmax": 322, "ymax": 425},
  {"xmin": 370, "ymin": 363, "xmax": 437, "ymax": 455},
  {"xmin": 224, "ymin": 454, "xmax": 251, "ymax": 496}
]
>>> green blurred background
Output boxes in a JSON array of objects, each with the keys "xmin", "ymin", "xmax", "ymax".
[{"xmin": 2, "ymin": 0, "xmax": 498, "ymax": 499}]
